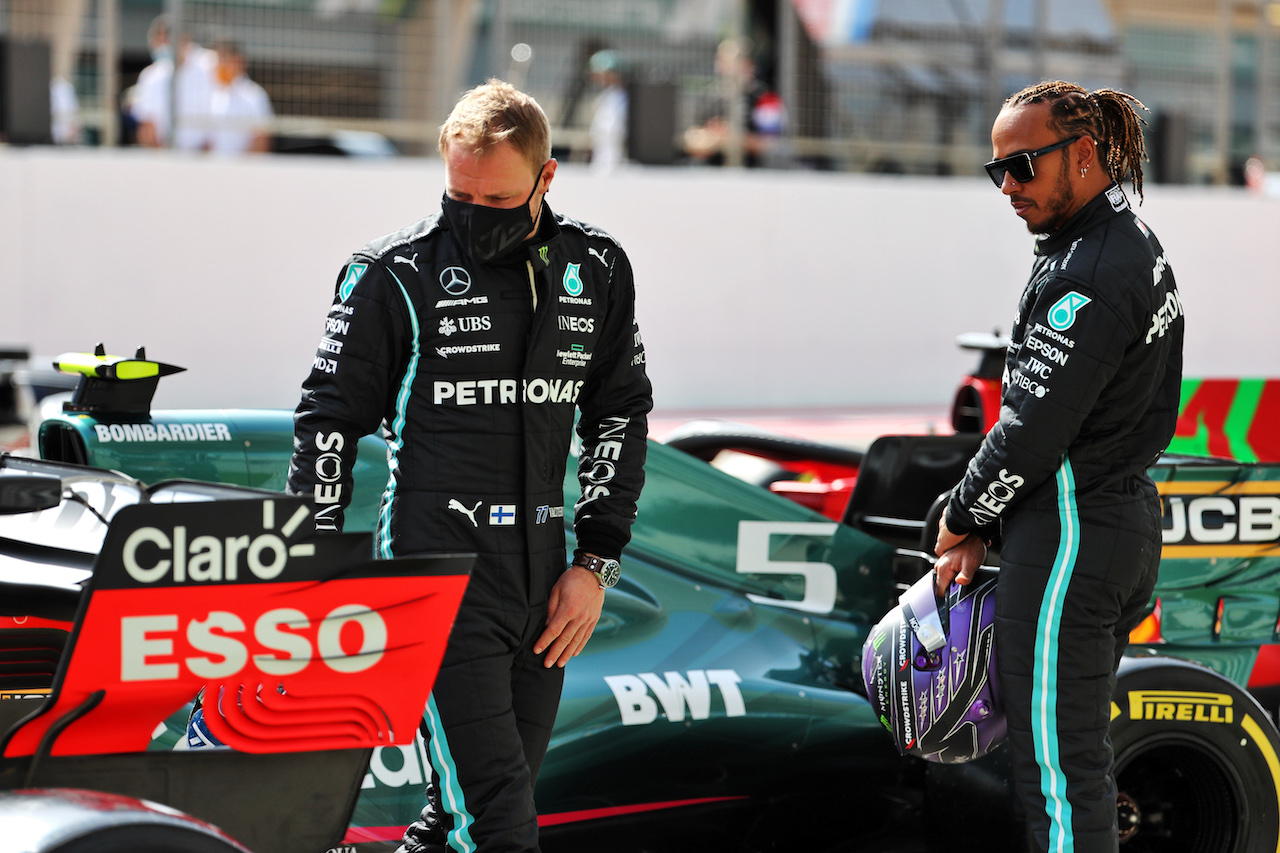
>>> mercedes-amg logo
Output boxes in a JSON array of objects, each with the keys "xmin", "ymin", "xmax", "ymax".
[{"xmin": 439, "ymin": 266, "xmax": 472, "ymax": 296}]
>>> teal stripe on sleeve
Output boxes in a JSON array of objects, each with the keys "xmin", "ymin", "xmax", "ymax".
[{"xmin": 378, "ymin": 269, "xmax": 422, "ymax": 559}]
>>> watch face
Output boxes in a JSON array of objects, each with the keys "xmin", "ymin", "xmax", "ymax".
[{"xmin": 597, "ymin": 559, "xmax": 621, "ymax": 588}]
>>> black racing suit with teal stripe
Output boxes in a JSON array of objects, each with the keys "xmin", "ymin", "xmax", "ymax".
[
  {"xmin": 944, "ymin": 184, "xmax": 1183, "ymax": 853},
  {"xmin": 287, "ymin": 203, "xmax": 651, "ymax": 853}
]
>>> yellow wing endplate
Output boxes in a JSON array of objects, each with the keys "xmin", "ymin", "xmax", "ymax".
[{"xmin": 53, "ymin": 347, "xmax": 185, "ymax": 382}]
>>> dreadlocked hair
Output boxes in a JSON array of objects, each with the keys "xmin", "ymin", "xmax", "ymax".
[{"xmin": 1006, "ymin": 81, "xmax": 1150, "ymax": 203}]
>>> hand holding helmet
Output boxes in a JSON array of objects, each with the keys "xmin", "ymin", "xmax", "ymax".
[
  {"xmin": 934, "ymin": 534, "xmax": 987, "ymax": 596},
  {"xmin": 933, "ymin": 508, "xmax": 988, "ymax": 595},
  {"xmin": 861, "ymin": 570, "xmax": 1005, "ymax": 764}
]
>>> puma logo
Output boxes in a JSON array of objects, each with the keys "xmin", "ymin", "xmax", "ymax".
[
  {"xmin": 447, "ymin": 498, "xmax": 482, "ymax": 527},
  {"xmin": 588, "ymin": 247, "xmax": 609, "ymax": 266},
  {"xmin": 394, "ymin": 253, "xmax": 419, "ymax": 272}
]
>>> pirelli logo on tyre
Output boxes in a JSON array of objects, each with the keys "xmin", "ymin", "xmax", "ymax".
[{"xmin": 1126, "ymin": 690, "xmax": 1234, "ymax": 724}]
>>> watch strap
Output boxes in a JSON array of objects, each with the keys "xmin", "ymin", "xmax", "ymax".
[{"xmin": 572, "ymin": 554, "xmax": 620, "ymax": 588}]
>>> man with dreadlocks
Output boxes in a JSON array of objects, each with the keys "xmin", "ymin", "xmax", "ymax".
[{"xmin": 933, "ymin": 81, "xmax": 1184, "ymax": 852}]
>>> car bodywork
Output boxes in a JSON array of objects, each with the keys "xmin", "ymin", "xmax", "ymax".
[
  {"xmin": 949, "ymin": 332, "xmax": 1280, "ymax": 463},
  {"xmin": 5, "ymin": 348, "xmax": 1280, "ymax": 852},
  {"xmin": 31, "ymin": 391, "xmax": 906, "ymax": 850},
  {"xmin": 0, "ymin": 451, "xmax": 471, "ymax": 853}
]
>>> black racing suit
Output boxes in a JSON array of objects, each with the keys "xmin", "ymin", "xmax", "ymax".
[
  {"xmin": 287, "ymin": 203, "xmax": 651, "ymax": 852},
  {"xmin": 945, "ymin": 184, "xmax": 1183, "ymax": 853}
]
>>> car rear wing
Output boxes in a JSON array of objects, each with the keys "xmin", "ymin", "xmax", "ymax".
[{"xmin": 0, "ymin": 493, "xmax": 471, "ymax": 853}]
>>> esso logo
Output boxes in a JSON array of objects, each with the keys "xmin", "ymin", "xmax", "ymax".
[{"xmin": 120, "ymin": 605, "xmax": 387, "ymax": 682}]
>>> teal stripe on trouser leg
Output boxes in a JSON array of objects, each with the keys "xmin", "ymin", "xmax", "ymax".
[
  {"xmin": 1034, "ymin": 458, "xmax": 1080, "ymax": 853},
  {"xmin": 423, "ymin": 693, "xmax": 477, "ymax": 853}
]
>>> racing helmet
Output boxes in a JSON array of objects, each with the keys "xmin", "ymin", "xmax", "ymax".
[{"xmin": 861, "ymin": 569, "xmax": 1005, "ymax": 764}]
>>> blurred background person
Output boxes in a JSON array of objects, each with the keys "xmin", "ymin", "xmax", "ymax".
[
  {"xmin": 207, "ymin": 39, "xmax": 274, "ymax": 155},
  {"xmin": 587, "ymin": 48, "xmax": 628, "ymax": 173},
  {"xmin": 50, "ymin": 76, "xmax": 80, "ymax": 145},
  {"xmin": 682, "ymin": 37, "xmax": 785, "ymax": 168},
  {"xmin": 131, "ymin": 14, "xmax": 217, "ymax": 150}
]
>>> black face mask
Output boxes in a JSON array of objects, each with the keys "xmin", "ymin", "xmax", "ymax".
[{"xmin": 440, "ymin": 165, "xmax": 544, "ymax": 264}]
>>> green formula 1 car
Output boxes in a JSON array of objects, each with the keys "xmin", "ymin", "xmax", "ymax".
[{"xmin": 2, "ymin": 346, "xmax": 1278, "ymax": 853}]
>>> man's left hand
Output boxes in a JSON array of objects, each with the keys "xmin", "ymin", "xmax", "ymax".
[
  {"xmin": 935, "ymin": 508, "xmax": 967, "ymax": 555},
  {"xmin": 534, "ymin": 567, "xmax": 605, "ymax": 668},
  {"xmin": 934, "ymin": 534, "xmax": 987, "ymax": 596}
]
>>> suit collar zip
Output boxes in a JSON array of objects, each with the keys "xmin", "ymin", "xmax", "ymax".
[{"xmin": 1034, "ymin": 182, "xmax": 1128, "ymax": 257}]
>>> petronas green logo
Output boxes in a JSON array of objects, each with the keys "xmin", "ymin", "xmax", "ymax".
[
  {"xmin": 563, "ymin": 262, "xmax": 583, "ymax": 296},
  {"xmin": 339, "ymin": 263, "xmax": 368, "ymax": 301},
  {"xmin": 1048, "ymin": 291, "xmax": 1090, "ymax": 331}
]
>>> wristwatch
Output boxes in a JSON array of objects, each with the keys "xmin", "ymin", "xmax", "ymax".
[{"xmin": 573, "ymin": 554, "xmax": 621, "ymax": 589}]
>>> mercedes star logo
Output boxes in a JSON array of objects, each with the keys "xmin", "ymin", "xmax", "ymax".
[{"xmin": 439, "ymin": 266, "xmax": 472, "ymax": 296}]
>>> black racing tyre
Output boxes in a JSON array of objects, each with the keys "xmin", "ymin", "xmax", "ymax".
[
  {"xmin": 1112, "ymin": 657, "xmax": 1280, "ymax": 852},
  {"xmin": 47, "ymin": 824, "xmax": 247, "ymax": 853}
]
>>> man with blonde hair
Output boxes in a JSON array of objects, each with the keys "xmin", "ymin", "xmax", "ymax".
[{"xmin": 287, "ymin": 79, "xmax": 652, "ymax": 852}]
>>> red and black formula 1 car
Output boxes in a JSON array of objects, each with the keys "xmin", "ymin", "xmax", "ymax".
[
  {"xmin": 667, "ymin": 332, "xmax": 1280, "ymax": 523},
  {"xmin": 0, "ymin": 452, "xmax": 471, "ymax": 853}
]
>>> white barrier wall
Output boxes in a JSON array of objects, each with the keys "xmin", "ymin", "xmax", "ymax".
[{"xmin": 1, "ymin": 147, "xmax": 1276, "ymax": 414}]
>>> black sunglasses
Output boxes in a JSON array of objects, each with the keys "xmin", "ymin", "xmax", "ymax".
[{"xmin": 983, "ymin": 136, "xmax": 1080, "ymax": 187}]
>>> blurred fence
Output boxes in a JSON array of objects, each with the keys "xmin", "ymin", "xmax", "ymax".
[{"xmin": 1, "ymin": 0, "xmax": 1278, "ymax": 183}]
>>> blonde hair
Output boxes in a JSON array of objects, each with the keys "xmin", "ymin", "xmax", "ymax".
[{"xmin": 438, "ymin": 79, "xmax": 551, "ymax": 175}]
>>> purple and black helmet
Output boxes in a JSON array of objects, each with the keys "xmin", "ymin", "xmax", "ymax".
[{"xmin": 861, "ymin": 570, "xmax": 1005, "ymax": 764}]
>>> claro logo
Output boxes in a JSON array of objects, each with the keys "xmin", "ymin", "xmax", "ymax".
[
  {"xmin": 120, "ymin": 604, "xmax": 386, "ymax": 682},
  {"xmin": 123, "ymin": 502, "xmax": 315, "ymax": 584}
]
